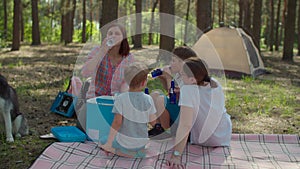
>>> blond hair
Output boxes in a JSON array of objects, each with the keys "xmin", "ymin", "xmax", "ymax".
[{"xmin": 124, "ymin": 62, "xmax": 150, "ymax": 88}]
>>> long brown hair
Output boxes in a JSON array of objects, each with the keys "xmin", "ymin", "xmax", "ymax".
[
  {"xmin": 172, "ymin": 46, "xmax": 197, "ymax": 61},
  {"xmin": 183, "ymin": 57, "xmax": 217, "ymax": 87},
  {"xmin": 107, "ymin": 23, "xmax": 130, "ymax": 57}
]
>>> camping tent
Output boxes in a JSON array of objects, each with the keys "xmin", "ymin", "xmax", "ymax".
[{"xmin": 192, "ymin": 27, "xmax": 265, "ymax": 78}]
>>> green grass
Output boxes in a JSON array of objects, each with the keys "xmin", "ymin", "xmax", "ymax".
[{"xmin": 225, "ymin": 76, "xmax": 300, "ymax": 134}]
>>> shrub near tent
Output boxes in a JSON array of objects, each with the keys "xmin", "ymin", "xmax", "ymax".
[{"xmin": 193, "ymin": 27, "xmax": 266, "ymax": 78}]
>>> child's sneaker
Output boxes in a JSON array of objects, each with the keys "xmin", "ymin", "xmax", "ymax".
[
  {"xmin": 148, "ymin": 123, "xmax": 173, "ymax": 141},
  {"xmin": 148, "ymin": 123, "xmax": 164, "ymax": 137}
]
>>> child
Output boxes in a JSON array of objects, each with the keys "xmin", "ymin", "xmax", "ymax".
[
  {"xmin": 101, "ymin": 62, "xmax": 156, "ymax": 158},
  {"xmin": 149, "ymin": 46, "xmax": 197, "ymax": 139},
  {"xmin": 168, "ymin": 57, "xmax": 232, "ymax": 168}
]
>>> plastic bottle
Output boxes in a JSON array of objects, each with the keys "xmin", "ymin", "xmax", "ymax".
[
  {"xmin": 106, "ymin": 38, "xmax": 114, "ymax": 47},
  {"xmin": 144, "ymin": 87, "xmax": 149, "ymax": 95},
  {"xmin": 151, "ymin": 68, "xmax": 163, "ymax": 78},
  {"xmin": 169, "ymin": 80, "xmax": 176, "ymax": 104}
]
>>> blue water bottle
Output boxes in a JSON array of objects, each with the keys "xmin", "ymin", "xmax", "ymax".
[
  {"xmin": 144, "ymin": 87, "xmax": 149, "ymax": 95},
  {"xmin": 169, "ymin": 80, "xmax": 176, "ymax": 104},
  {"xmin": 151, "ymin": 69, "xmax": 163, "ymax": 78}
]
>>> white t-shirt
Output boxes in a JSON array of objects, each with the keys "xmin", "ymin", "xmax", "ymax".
[
  {"xmin": 173, "ymin": 73, "xmax": 184, "ymax": 88},
  {"xmin": 178, "ymin": 79, "xmax": 232, "ymax": 146},
  {"xmin": 112, "ymin": 92, "xmax": 156, "ymax": 149}
]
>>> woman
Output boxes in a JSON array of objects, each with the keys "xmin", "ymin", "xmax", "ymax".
[
  {"xmin": 78, "ymin": 23, "xmax": 134, "ymax": 130},
  {"xmin": 167, "ymin": 58, "xmax": 232, "ymax": 168},
  {"xmin": 82, "ymin": 23, "xmax": 134, "ymax": 97}
]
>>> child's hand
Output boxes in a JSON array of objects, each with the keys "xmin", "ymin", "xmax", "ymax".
[{"xmin": 101, "ymin": 143, "xmax": 115, "ymax": 156}]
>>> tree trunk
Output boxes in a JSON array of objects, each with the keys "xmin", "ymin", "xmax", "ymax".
[
  {"xmin": 12, "ymin": 0, "xmax": 21, "ymax": 51},
  {"xmin": 280, "ymin": 0, "xmax": 287, "ymax": 48},
  {"xmin": 275, "ymin": 0, "xmax": 281, "ymax": 51},
  {"xmin": 218, "ymin": 0, "xmax": 222, "ymax": 24},
  {"xmin": 133, "ymin": 0, "xmax": 142, "ymax": 49},
  {"xmin": 82, "ymin": 0, "xmax": 86, "ymax": 43},
  {"xmin": 283, "ymin": 0, "xmax": 296, "ymax": 62},
  {"xmin": 64, "ymin": 0, "xmax": 75, "ymax": 45},
  {"xmin": 89, "ymin": 0, "xmax": 93, "ymax": 41},
  {"xmin": 243, "ymin": 0, "xmax": 251, "ymax": 33},
  {"xmin": 196, "ymin": 0, "xmax": 212, "ymax": 32},
  {"xmin": 3, "ymin": 0, "xmax": 7, "ymax": 40},
  {"xmin": 184, "ymin": 0, "xmax": 191, "ymax": 44},
  {"xmin": 238, "ymin": 0, "xmax": 244, "ymax": 27},
  {"xmin": 100, "ymin": 0, "xmax": 118, "ymax": 40},
  {"xmin": 20, "ymin": 2, "xmax": 24, "ymax": 42},
  {"xmin": 158, "ymin": 0, "xmax": 175, "ymax": 63},
  {"xmin": 71, "ymin": 0, "xmax": 76, "ymax": 42},
  {"xmin": 252, "ymin": 0, "xmax": 262, "ymax": 51},
  {"xmin": 148, "ymin": 0, "xmax": 158, "ymax": 45},
  {"xmin": 31, "ymin": 0, "xmax": 41, "ymax": 46},
  {"xmin": 270, "ymin": 0, "xmax": 274, "ymax": 51},
  {"xmin": 297, "ymin": 0, "xmax": 300, "ymax": 55},
  {"xmin": 60, "ymin": 0, "xmax": 65, "ymax": 42},
  {"xmin": 264, "ymin": 0, "xmax": 270, "ymax": 48},
  {"xmin": 222, "ymin": 0, "xmax": 225, "ymax": 23}
]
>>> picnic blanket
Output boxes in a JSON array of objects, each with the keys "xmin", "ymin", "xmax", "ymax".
[{"xmin": 30, "ymin": 134, "xmax": 300, "ymax": 169}]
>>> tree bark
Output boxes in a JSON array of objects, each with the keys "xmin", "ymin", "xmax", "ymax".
[
  {"xmin": 275, "ymin": 0, "xmax": 281, "ymax": 51},
  {"xmin": 20, "ymin": 2, "xmax": 24, "ymax": 42},
  {"xmin": 264, "ymin": 0, "xmax": 270, "ymax": 48},
  {"xmin": 270, "ymin": 0, "xmax": 274, "ymax": 51},
  {"xmin": 3, "ymin": 0, "xmax": 7, "ymax": 40},
  {"xmin": 12, "ymin": 0, "xmax": 21, "ymax": 51},
  {"xmin": 133, "ymin": 0, "xmax": 142, "ymax": 49},
  {"xmin": 252, "ymin": 0, "xmax": 262, "ymax": 51},
  {"xmin": 82, "ymin": 0, "xmax": 86, "ymax": 43},
  {"xmin": 243, "ymin": 0, "xmax": 251, "ymax": 33},
  {"xmin": 100, "ymin": 0, "xmax": 118, "ymax": 40},
  {"xmin": 184, "ymin": 0, "xmax": 191, "ymax": 44},
  {"xmin": 148, "ymin": 0, "xmax": 159, "ymax": 45},
  {"xmin": 31, "ymin": 0, "xmax": 41, "ymax": 46},
  {"xmin": 196, "ymin": 0, "xmax": 212, "ymax": 32},
  {"xmin": 238, "ymin": 0, "xmax": 244, "ymax": 27},
  {"xmin": 280, "ymin": 0, "xmax": 287, "ymax": 48},
  {"xmin": 158, "ymin": 0, "xmax": 175, "ymax": 63},
  {"xmin": 297, "ymin": 0, "xmax": 300, "ymax": 55},
  {"xmin": 282, "ymin": 0, "xmax": 296, "ymax": 62}
]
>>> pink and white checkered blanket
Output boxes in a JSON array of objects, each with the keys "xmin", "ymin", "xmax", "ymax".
[{"xmin": 30, "ymin": 134, "xmax": 300, "ymax": 169}]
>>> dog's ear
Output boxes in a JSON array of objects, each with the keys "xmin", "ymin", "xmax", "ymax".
[{"xmin": 0, "ymin": 74, "xmax": 9, "ymax": 98}]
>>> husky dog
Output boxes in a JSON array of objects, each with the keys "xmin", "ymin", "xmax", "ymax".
[{"xmin": 0, "ymin": 74, "xmax": 29, "ymax": 142}]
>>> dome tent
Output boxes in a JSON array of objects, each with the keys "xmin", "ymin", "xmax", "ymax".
[{"xmin": 192, "ymin": 27, "xmax": 266, "ymax": 78}]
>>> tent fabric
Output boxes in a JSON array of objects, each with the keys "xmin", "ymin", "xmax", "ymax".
[
  {"xmin": 192, "ymin": 27, "xmax": 265, "ymax": 78},
  {"xmin": 30, "ymin": 134, "xmax": 300, "ymax": 169}
]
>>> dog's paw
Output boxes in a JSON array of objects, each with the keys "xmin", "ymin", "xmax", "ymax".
[
  {"xmin": 6, "ymin": 137, "xmax": 14, "ymax": 142},
  {"xmin": 15, "ymin": 133, "xmax": 21, "ymax": 138}
]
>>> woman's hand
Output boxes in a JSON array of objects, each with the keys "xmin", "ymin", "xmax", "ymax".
[
  {"xmin": 167, "ymin": 155, "xmax": 184, "ymax": 169},
  {"xmin": 101, "ymin": 37, "xmax": 113, "ymax": 53}
]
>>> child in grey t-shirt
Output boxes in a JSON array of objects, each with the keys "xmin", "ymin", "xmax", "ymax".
[{"xmin": 102, "ymin": 62, "xmax": 156, "ymax": 158}]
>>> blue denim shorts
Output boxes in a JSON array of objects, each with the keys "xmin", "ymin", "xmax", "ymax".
[
  {"xmin": 164, "ymin": 97, "xmax": 180, "ymax": 124},
  {"xmin": 112, "ymin": 139, "xmax": 146, "ymax": 158}
]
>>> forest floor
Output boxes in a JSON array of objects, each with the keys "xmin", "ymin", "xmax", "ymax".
[{"xmin": 0, "ymin": 44, "xmax": 299, "ymax": 169}]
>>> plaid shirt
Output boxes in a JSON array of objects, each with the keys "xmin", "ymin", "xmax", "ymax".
[{"xmin": 85, "ymin": 47, "xmax": 134, "ymax": 98}]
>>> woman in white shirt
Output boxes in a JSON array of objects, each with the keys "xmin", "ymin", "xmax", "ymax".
[{"xmin": 168, "ymin": 57, "xmax": 232, "ymax": 168}]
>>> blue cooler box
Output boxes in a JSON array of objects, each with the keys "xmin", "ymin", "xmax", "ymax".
[{"xmin": 86, "ymin": 96, "xmax": 115, "ymax": 145}]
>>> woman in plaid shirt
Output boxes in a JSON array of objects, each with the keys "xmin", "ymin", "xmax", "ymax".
[
  {"xmin": 74, "ymin": 23, "xmax": 134, "ymax": 131},
  {"xmin": 82, "ymin": 23, "xmax": 134, "ymax": 98}
]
